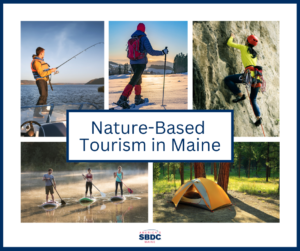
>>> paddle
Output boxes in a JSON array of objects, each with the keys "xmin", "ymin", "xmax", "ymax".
[
  {"xmin": 82, "ymin": 174, "xmax": 106, "ymax": 197},
  {"xmin": 51, "ymin": 180, "xmax": 66, "ymax": 205},
  {"xmin": 118, "ymin": 177, "xmax": 133, "ymax": 194}
]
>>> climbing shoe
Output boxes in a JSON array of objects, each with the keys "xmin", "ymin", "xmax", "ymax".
[
  {"xmin": 135, "ymin": 95, "xmax": 145, "ymax": 105},
  {"xmin": 116, "ymin": 95, "xmax": 130, "ymax": 109},
  {"xmin": 232, "ymin": 94, "xmax": 246, "ymax": 103},
  {"xmin": 254, "ymin": 117, "xmax": 262, "ymax": 127}
]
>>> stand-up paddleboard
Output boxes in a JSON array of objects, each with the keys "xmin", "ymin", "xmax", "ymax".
[
  {"xmin": 79, "ymin": 197, "xmax": 96, "ymax": 203},
  {"xmin": 41, "ymin": 201, "xmax": 60, "ymax": 207},
  {"xmin": 80, "ymin": 201, "xmax": 94, "ymax": 207},
  {"xmin": 110, "ymin": 196, "xmax": 126, "ymax": 202}
]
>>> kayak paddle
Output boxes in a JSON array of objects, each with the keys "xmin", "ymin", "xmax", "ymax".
[
  {"xmin": 51, "ymin": 180, "xmax": 66, "ymax": 205},
  {"xmin": 82, "ymin": 174, "xmax": 106, "ymax": 197}
]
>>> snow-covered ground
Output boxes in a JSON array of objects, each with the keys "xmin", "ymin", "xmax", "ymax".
[{"xmin": 109, "ymin": 74, "xmax": 188, "ymax": 110}]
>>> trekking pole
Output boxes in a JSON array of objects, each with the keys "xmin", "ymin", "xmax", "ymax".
[{"xmin": 162, "ymin": 46, "xmax": 168, "ymax": 106}]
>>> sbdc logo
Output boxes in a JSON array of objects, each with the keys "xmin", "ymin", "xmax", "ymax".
[{"xmin": 139, "ymin": 229, "xmax": 161, "ymax": 243}]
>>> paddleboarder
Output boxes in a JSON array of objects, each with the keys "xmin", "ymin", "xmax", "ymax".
[
  {"xmin": 42, "ymin": 168, "xmax": 56, "ymax": 202},
  {"xmin": 83, "ymin": 168, "xmax": 93, "ymax": 198},
  {"xmin": 114, "ymin": 166, "xmax": 124, "ymax": 197}
]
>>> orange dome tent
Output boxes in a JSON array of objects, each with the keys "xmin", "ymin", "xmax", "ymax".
[{"xmin": 172, "ymin": 178, "xmax": 232, "ymax": 211}]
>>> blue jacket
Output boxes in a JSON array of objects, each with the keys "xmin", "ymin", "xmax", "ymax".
[{"xmin": 129, "ymin": 30, "xmax": 164, "ymax": 65}]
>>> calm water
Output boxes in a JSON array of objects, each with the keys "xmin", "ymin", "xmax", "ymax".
[
  {"xmin": 21, "ymin": 170, "xmax": 148, "ymax": 223},
  {"xmin": 21, "ymin": 85, "xmax": 104, "ymax": 109}
]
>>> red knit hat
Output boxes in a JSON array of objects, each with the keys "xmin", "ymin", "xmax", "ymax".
[{"xmin": 137, "ymin": 23, "xmax": 145, "ymax": 33}]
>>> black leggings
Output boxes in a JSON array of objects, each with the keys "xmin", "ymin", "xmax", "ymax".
[
  {"xmin": 86, "ymin": 182, "xmax": 92, "ymax": 194},
  {"xmin": 115, "ymin": 181, "xmax": 123, "ymax": 196},
  {"xmin": 129, "ymin": 64, "xmax": 146, "ymax": 86}
]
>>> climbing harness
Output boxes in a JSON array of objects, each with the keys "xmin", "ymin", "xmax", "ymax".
[{"xmin": 243, "ymin": 65, "xmax": 266, "ymax": 93}]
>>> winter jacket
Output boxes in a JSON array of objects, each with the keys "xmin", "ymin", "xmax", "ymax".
[{"xmin": 129, "ymin": 30, "xmax": 164, "ymax": 65}]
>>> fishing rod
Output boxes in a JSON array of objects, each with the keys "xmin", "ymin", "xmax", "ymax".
[{"xmin": 54, "ymin": 42, "xmax": 104, "ymax": 73}]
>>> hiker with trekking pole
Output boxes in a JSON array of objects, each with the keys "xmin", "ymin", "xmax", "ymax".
[
  {"xmin": 31, "ymin": 47, "xmax": 57, "ymax": 118},
  {"xmin": 224, "ymin": 33, "xmax": 266, "ymax": 130},
  {"xmin": 116, "ymin": 23, "xmax": 169, "ymax": 109}
]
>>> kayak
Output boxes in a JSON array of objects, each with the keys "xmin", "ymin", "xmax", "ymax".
[
  {"xmin": 41, "ymin": 201, "xmax": 60, "ymax": 207},
  {"xmin": 79, "ymin": 197, "xmax": 96, "ymax": 203},
  {"xmin": 110, "ymin": 196, "xmax": 126, "ymax": 202}
]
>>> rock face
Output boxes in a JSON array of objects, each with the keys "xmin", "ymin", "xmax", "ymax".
[{"xmin": 193, "ymin": 21, "xmax": 279, "ymax": 137}]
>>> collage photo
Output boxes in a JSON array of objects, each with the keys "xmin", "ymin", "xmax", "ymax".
[
  {"xmin": 19, "ymin": 20, "xmax": 280, "ymax": 225},
  {"xmin": 2, "ymin": 1, "xmax": 293, "ymax": 247}
]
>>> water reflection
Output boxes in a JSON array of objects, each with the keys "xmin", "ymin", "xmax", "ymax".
[{"xmin": 22, "ymin": 171, "xmax": 148, "ymax": 223}]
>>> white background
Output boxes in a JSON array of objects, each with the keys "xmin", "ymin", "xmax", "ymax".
[
  {"xmin": 4, "ymin": 3, "xmax": 296, "ymax": 247},
  {"xmin": 68, "ymin": 111, "xmax": 232, "ymax": 161}
]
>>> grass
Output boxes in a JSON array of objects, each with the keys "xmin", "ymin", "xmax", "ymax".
[{"xmin": 154, "ymin": 168, "xmax": 279, "ymax": 197}]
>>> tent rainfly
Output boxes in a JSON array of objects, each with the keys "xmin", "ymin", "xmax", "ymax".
[{"xmin": 172, "ymin": 178, "xmax": 232, "ymax": 211}]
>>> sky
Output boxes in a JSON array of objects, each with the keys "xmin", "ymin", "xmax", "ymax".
[
  {"xmin": 21, "ymin": 21, "xmax": 104, "ymax": 83},
  {"xmin": 109, "ymin": 21, "xmax": 187, "ymax": 65}
]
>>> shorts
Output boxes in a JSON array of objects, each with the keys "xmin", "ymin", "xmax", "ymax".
[{"xmin": 45, "ymin": 186, "xmax": 54, "ymax": 195}]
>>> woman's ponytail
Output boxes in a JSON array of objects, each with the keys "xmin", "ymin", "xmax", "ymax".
[{"xmin": 247, "ymin": 44, "xmax": 257, "ymax": 59}]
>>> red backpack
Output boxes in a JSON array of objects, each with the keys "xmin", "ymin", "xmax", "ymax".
[{"xmin": 127, "ymin": 35, "xmax": 145, "ymax": 60}]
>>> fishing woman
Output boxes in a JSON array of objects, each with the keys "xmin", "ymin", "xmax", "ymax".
[
  {"xmin": 83, "ymin": 168, "xmax": 93, "ymax": 198},
  {"xmin": 114, "ymin": 166, "xmax": 124, "ymax": 197},
  {"xmin": 224, "ymin": 33, "xmax": 263, "ymax": 127}
]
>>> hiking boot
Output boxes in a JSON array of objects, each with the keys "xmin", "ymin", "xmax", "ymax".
[
  {"xmin": 232, "ymin": 94, "xmax": 246, "ymax": 103},
  {"xmin": 116, "ymin": 95, "xmax": 130, "ymax": 109},
  {"xmin": 135, "ymin": 95, "xmax": 145, "ymax": 105},
  {"xmin": 254, "ymin": 117, "xmax": 262, "ymax": 127}
]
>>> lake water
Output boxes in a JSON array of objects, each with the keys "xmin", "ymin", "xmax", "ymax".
[
  {"xmin": 21, "ymin": 85, "xmax": 104, "ymax": 109},
  {"xmin": 21, "ymin": 170, "xmax": 148, "ymax": 223}
]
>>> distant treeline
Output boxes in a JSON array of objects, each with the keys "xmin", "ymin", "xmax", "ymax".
[
  {"xmin": 85, "ymin": 78, "xmax": 104, "ymax": 85},
  {"xmin": 21, "ymin": 142, "xmax": 148, "ymax": 172},
  {"xmin": 153, "ymin": 142, "xmax": 280, "ymax": 182},
  {"xmin": 173, "ymin": 53, "xmax": 188, "ymax": 73},
  {"xmin": 21, "ymin": 78, "xmax": 104, "ymax": 85},
  {"xmin": 148, "ymin": 65, "xmax": 173, "ymax": 70}
]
